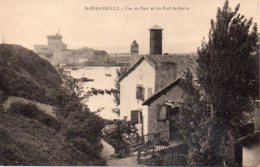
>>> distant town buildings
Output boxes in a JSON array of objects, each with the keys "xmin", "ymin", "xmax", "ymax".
[
  {"xmin": 34, "ymin": 31, "xmax": 144, "ymax": 67},
  {"xmin": 34, "ymin": 31, "xmax": 108, "ymax": 66}
]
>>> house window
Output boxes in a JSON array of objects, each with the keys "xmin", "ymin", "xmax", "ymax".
[
  {"xmin": 157, "ymin": 105, "xmax": 171, "ymax": 121},
  {"xmin": 169, "ymin": 107, "xmax": 180, "ymax": 122},
  {"xmin": 171, "ymin": 107, "xmax": 179, "ymax": 116},
  {"xmin": 131, "ymin": 110, "xmax": 142, "ymax": 124},
  {"xmin": 136, "ymin": 85, "xmax": 145, "ymax": 101}
]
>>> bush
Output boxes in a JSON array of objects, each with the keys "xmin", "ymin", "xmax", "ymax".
[
  {"xmin": 8, "ymin": 102, "xmax": 61, "ymax": 131},
  {"xmin": 64, "ymin": 111, "xmax": 104, "ymax": 143},
  {"xmin": 103, "ymin": 121, "xmax": 138, "ymax": 158},
  {"xmin": 0, "ymin": 126, "xmax": 11, "ymax": 144},
  {"xmin": 70, "ymin": 137, "xmax": 103, "ymax": 158}
]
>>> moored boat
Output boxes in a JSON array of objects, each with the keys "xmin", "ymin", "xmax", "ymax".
[
  {"xmin": 91, "ymin": 88, "xmax": 98, "ymax": 95},
  {"xmin": 105, "ymin": 89, "xmax": 111, "ymax": 94},
  {"xmin": 79, "ymin": 77, "xmax": 94, "ymax": 82},
  {"xmin": 105, "ymin": 73, "xmax": 112, "ymax": 77},
  {"xmin": 97, "ymin": 89, "xmax": 104, "ymax": 95},
  {"xmin": 71, "ymin": 66, "xmax": 78, "ymax": 70},
  {"xmin": 111, "ymin": 88, "xmax": 119, "ymax": 94}
]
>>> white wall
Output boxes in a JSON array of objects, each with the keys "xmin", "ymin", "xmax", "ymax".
[{"xmin": 120, "ymin": 60, "xmax": 155, "ymax": 135}]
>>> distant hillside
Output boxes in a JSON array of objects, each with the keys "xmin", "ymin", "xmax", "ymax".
[
  {"xmin": 0, "ymin": 44, "xmax": 62, "ymax": 103},
  {"xmin": 0, "ymin": 44, "xmax": 105, "ymax": 165}
]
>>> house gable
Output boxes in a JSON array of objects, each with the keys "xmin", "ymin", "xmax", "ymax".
[
  {"xmin": 120, "ymin": 58, "xmax": 156, "ymax": 135},
  {"xmin": 144, "ymin": 79, "xmax": 184, "ymax": 134},
  {"xmin": 118, "ymin": 57, "xmax": 145, "ymax": 83},
  {"xmin": 143, "ymin": 78, "xmax": 181, "ymax": 105}
]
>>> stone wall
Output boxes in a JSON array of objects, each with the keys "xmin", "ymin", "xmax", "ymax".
[{"xmin": 147, "ymin": 85, "xmax": 183, "ymax": 134}]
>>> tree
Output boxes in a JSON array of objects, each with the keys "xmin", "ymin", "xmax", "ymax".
[
  {"xmin": 178, "ymin": 1, "xmax": 258, "ymax": 166},
  {"xmin": 113, "ymin": 65, "xmax": 129, "ymax": 106},
  {"xmin": 178, "ymin": 71, "xmax": 213, "ymax": 165}
]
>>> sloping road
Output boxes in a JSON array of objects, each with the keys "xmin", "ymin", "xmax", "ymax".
[{"xmin": 101, "ymin": 138, "xmax": 144, "ymax": 166}]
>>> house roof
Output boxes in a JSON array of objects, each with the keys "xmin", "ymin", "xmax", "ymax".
[
  {"xmin": 149, "ymin": 25, "xmax": 164, "ymax": 30},
  {"xmin": 142, "ymin": 77, "xmax": 181, "ymax": 105},
  {"xmin": 118, "ymin": 54, "xmax": 197, "ymax": 83},
  {"xmin": 118, "ymin": 57, "xmax": 145, "ymax": 82},
  {"xmin": 147, "ymin": 54, "xmax": 197, "ymax": 77},
  {"xmin": 235, "ymin": 131, "xmax": 259, "ymax": 145}
]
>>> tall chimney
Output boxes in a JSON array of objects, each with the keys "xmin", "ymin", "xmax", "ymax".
[
  {"xmin": 149, "ymin": 25, "xmax": 163, "ymax": 55},
  {"xmin": 130, "ymin": 40, "xmax": 139, "ymax": 54}
]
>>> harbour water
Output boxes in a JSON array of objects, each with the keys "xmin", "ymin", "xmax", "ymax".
[{"xmin": 65, "ymin": 66, "xmax": 120, "ymax": 120}]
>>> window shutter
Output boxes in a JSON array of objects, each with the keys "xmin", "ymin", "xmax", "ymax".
[
  {"xmin": 131, "ymin": 110, "xmax": 139, "ymax": 124},
  {"xmin": 138, "ymin": 111, "xmax": 143, "ymax": 123},
  {"xmin": 141, "ymin": 87, "xmax": 145, "ymax": 101},
  {"xmin": 158, "ymin": 106, "xmax": 168, "ymax": 121},
  {"xmin": 136, "ymin": 86, "xmax": 139, "ymax": 99},
  {"xmin": 136, "ymin": 86, "xmax": 144, "ymax": 100}
]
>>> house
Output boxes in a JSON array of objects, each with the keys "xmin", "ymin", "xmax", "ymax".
[
  {"xmin": 142, "ymin": 78, "xmax": 190, "ymax": 165},
  {"xmin": 235, "ymin": 100, "xmax": 260, "ymax": 167},
  {"xmin": 119, "ymin": 27, "xmax": 259, "ymax": 166},
  {"xmin": 119, "ymin": 25, "xmax": 197, "ymax": 137},
  {"xmin": 119, "ymin": 25, "xmax": 197, "ymax": 166}
]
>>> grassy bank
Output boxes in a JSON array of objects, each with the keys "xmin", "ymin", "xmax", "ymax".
[{"xmin": 0, "ymin": 44, "xmax": 106, "ymax": 165}]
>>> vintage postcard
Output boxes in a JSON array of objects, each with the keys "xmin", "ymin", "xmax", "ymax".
[{"xmin": 0, "ymin": 0, "xmax": 259, "ymax": 166}]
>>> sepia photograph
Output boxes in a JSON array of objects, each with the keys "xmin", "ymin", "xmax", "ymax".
[{"xmin": 0, "ymin": 0, "xmax": 259, "ymax": 166}]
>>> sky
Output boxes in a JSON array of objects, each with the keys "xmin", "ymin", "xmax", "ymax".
[{"xmin": 0, "ymin": 0, "xmax": 259, "ymax": 54}]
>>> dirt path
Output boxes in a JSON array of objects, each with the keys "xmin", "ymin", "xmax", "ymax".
[
  {"xmin": 100, "ymin": 138, "xmax": 115, "ymax": 160},
  {"xmin": 101, "ymin": 138, "xmax": 143, "ymax": 166}
]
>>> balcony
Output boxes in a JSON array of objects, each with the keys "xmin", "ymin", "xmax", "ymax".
[
  {"xmin": 136, "ymin": 130, "xmax": 186, "ymax": 165},
  {"xmin": 140, "ymin": 130, "xmax": 185, "ymax": 152}
]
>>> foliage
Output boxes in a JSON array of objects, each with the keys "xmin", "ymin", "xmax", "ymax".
[
  {"xmin": 0, "ymin": 108, "xmax": 93, "ymax": 165},
  {"xmin": 177, "ymin": 1, "xmax": 258, "ymax": 166},
  {"xmin": 103, "ymin": 120, "xmax": 138, "ymax": 158},
  {"xmin": 56, "ymin": 74, "xmax": 106, "ymax": 165},
  {"xmin": 0, "ymin": 45, "xmax": 106, "ymax": 165},
  {"xmin": 113, "ymin": 65, "xmax": 129, "ymax": 106},
  {"xmin": 7, "ymin": 102, "xmax": 61, "ymax": 130},
  {"xmin": 0, "ymin": 44, "xmax": 62, "ymax": 104},
  {"xmin": 1, "ymin": 91, "xmax": 106, "ymax": 165},
  {"xmin": 178, "ymin": 72, "xmax": 235, "ymax": 165}
]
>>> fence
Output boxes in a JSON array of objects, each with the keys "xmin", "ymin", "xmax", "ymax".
[{"xmin": 141, "ymin": 130, "xmax": 184, "ymax": 151}]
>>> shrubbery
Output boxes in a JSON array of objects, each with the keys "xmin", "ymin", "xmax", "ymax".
[
  {"xmin": 103, "ymin": 120, "xmax": 139, "ymax": 158},
  {"xmin": 8, "ymin": 102, "xmax": 61, "ymax": 131},
  {"xmin": 0, "ymin": 45, "xmax": 106, "ymax": 165}
]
